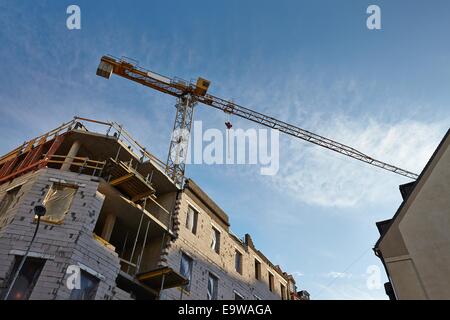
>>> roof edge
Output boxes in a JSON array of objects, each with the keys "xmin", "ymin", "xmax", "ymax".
[
  {"xmin": 375, "ymin": 128, "xmax": 450, "ymax": 249},
  {"xmin": 184, "ymin": 179, "xmax": 230, "ymax": 227}
]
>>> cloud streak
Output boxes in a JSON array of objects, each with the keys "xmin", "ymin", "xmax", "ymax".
[
  {"xmin": 269, "ymin": 116, "xmax": 448, "ymax": 208},
  {"xmin": 326, "ymin": 271, "xmax": 353, "ymax": 279}
]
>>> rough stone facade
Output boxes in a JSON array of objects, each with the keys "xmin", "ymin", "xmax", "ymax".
[
  {"xmin": 0, "ymin": 167, "xmax": 292, "ymax": 300},
  {"xmin": 161, "ymin": 181, "xmax": 290, "ymax": 300},
  {"xmin": 0, "ymin": 168, "xmax": 120, "ymax": 300}
]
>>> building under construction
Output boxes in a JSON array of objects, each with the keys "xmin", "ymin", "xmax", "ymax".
[{"xmin": 0, "ymin": 117, "xmax": 305, "ymax": 300}]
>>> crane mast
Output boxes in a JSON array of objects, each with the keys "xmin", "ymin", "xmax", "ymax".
[{"xmin": 96, "ymin": 55, "xmax": 419, "ymax": 185}]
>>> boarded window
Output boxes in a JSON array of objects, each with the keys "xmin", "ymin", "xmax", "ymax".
[
  {"xmin": 255, "ymin": 259, "xmax": 261, "ymax": 280},
  {"xmin": 211, "ymin": 227, "xmax": 220, "ymax": 253},
  {"xmin": 41, "ymin": 184, "xmax": 77, "ymax": 223},
  {"xmin": 207, "ymin": 273, "xmax": 218, "ymax": 300},
  {"xmin": 69, "ymin": 270, "xmax": 99, "ymax": 300},
  {"xmin": 185, "ymin": 206, "xmax": 198, "ymax": 234},
  {"xmin": 235, "ymin": 250, "xmax": 243, "ymax": 274},
  {"xmin": 0, "ymin": 186, "xmax": 21, "ymax": 218},
  {"xmin": 180, "ymin": 253, "xmax": 193, "ymax": 292},
  {"xmin": 4, "ymin": 256, "xmax": 45, "ymax": 300},
  {"xmin": 268, "ymin": 272, "xmax": 274, "ymax": 292}
]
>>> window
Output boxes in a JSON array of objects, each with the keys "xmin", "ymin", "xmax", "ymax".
[
  {"xmin": 4, "ymin": 256, "xmax": 45, "ymax": 300},
  {"xmin": 41, "ymin": 183, "xmax": 77, "ymax": 223},
  {"xmin": 268, "ymin": 272, "xmax": 274, "ymax": 292},
  {"xmin": 207, "ymin": 273, "xmax": 218, "ymax": 300},
  {"xmin": 235, "ymin": 250, "xmax": 243, "ymax": 274},
  {"xmin": 234, "ymin": 291, "xmax": 244, "ymax": 300},
  {"xmin": 0, "ymin": 186, "xmax": 21, "ymax": 218},
  {"xmin": 280, "ymin": 283, "xmax": 287, "ymax": 300},
  {"xmin": 254, "ymin": 259, "xmax": 261, "ymax": 280},
  {"xmin": 211, "ymin": 227, "xmax": 220, "ymax": 253},
  {"xmin": 185, "ymin": 206, "xmax": 198, "ymax": 234},
  {"xmin": 180, "ymin": 253, "xmax": 193, "ymax": 291},
  {"xmin": 69, "ymin": 270, "xmax": 100, "ymax": 300}
]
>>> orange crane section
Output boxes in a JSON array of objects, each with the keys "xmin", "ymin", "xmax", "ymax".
[{"xmin": 97, "ymin": 55, "xmax": 419, "ymax": 186}]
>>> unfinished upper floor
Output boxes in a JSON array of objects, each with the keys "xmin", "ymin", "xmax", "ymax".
[{"xmin": 0, "ymin": 118, "xmax": 185, "ymax": 299}]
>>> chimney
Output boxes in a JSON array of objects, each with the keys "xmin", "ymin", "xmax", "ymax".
[{"xmin": 244, "ymin": 234, "xmax": 254, "ymax": 248}]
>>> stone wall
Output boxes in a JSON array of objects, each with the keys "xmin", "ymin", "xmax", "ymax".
[
  {"xmin": 0, "ymin": 168, "xmax": 121, "ymax": 300},
  {"xmin": 161, "ymin": 191, "xmax": 288, "ymax": 300}
]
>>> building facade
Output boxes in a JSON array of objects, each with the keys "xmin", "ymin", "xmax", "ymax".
[
  {"xmin": 0, "ymin": 117, "xmax": 304, "ymax": 300},
  {"xmin": 374, "ymin": 129, "xmax": 450, "ymax": 300},
  {"xmin": 162, "ymin": 179, "xmax": 294, "ymax": 300}
]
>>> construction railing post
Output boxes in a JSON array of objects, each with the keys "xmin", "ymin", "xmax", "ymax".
[
  {"xmin": 128, "ymin": 212, "xmax": 143, "ymax": 274},
  {"xmin": 61, "ymin": 140, "xmax": 81, "ymax": 171},
  {"xmin": 136, "ymin": 220, "xmax": 150, "ymax": 275}
]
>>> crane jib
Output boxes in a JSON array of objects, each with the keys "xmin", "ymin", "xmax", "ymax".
[{"xmin": 96, "ymin": 55, "xmax": 420, "ymax": 181}]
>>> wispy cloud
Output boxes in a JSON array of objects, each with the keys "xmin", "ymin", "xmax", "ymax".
[
  {"xmin": 1, "ymin": 2, "xmax": 449, "ymax": 301},
  {"xmin": 189, "ymin": 53, "xmax": 450, "ymax": 209},
  {"xmin": 270, "ymin": 116, "xmax": 448, "ymax": 208},
  {"xmin": 325, "ymin": 271, "xmax": 353, "ymax": 279},
  {"xmin": 291, "ymin": 271, "xmax": 305, "ymax": 278},
  {"xmin": 315, "ymin": 283, "xmax": 383, "ymax": 300},
  {"xmin": 209, "ymin": 72, "xmax": 449, "ymax": 209}
]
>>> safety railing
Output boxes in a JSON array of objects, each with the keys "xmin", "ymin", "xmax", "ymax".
[
  {"xmin": 0, "ymin": 116, "xmax": 179, "ymax": 183},
  {"xmin": 72, "ymin": 117, "xmax": 171, "ymax": 177},
  {"xmin": 45, "ymin": 154, "xmax": 106, "ymax": 177}
]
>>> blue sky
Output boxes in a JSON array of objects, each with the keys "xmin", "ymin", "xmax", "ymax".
[{"xmin": 1, "ymin": 0, "xmax": 450, "ymax": 299}]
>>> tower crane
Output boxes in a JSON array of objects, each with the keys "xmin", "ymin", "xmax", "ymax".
[{"xmin": 96, "ymin": 55, "xmax": 419, "ymax": 186}]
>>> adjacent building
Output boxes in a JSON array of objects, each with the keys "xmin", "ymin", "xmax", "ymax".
[
  {"xmin": 0, "ymin": 117, "xmax": 305, "ymax": 300},
  {"xmin": 374, "ymin": 129, "xmax": 450, "ymax": 300}
]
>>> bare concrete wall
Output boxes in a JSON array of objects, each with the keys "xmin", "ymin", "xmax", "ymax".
[
  {"xmin": 384, "ymin": 257, "xmax": 427, "ymax": 299},
  {"xmin": 398, "ymin": 139, "xmax": 450, "ymax": 299}
]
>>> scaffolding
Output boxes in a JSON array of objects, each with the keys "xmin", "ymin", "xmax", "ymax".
[{"xmin": 0, "ymin": 116, "xmax": 176, "ymax": 185}]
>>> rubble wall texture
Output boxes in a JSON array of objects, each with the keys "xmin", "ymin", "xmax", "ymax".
[
  {"xmin": 161, "ymin": 191, "xmax": 288, "ymax": 300},
  {"xmin": 0, "ymin": 168, "xmax": 120, "ymax": 300}
]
